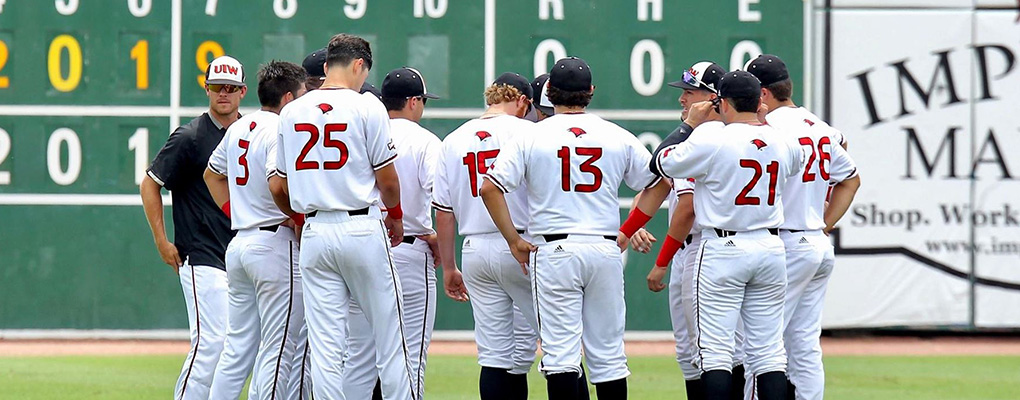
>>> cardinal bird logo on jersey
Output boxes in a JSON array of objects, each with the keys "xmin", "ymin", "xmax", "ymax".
[
  {"xmin": 476, "ymin": 131, "xmax": 492, "ymax": 141},
  {"xmin": 661, "ymin": 146, "xmax": 674, "ymax": 158},
  {"xmin": 568, "ymin": 127, "xmax": 587, "ymax": 137},
  {"xmin": 751, "ymin": 139, "xmax": 768, "ymax": 151},
  {"xmin": 249, "ymin": 121, "xmax": 257, "ymax": 131},
  {"xmin": 803, "ymin": 119, "xmax": 815, "ymax": 126},
  {"xmin": 317, "ymin": 103, "xmax": 333, "ymax": 114}
]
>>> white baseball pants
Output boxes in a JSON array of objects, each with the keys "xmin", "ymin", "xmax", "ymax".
[
  {"xmin": 175, "ymin": 261, "xmax": 228, "ymax": 400},
  {"xmin": 781, "ymin": 229, "xmax": 834, "ymax": 400},
  {"xmin": 531, "ymin": 235, "xmax": 629, "ymax": 384},
  {"xmin": 209, "ymin": 226, "xmax": 309, "ymax": 400},
  {"xmin": 343, "ymin": 238, "xmax": 436, "ymax": 400},
  {"xmin": 300, "ymin": 210, "xmax": 415, "ymax": 400},
  {"xmin": 688, "ymin": 229, "xmax": 787, "ymax": 376},
  {"xmin": 669, "ymin": 234, "xmax": 700, "ymax": 380},
  {"xmin": 461, "ymin": 233, "xmax": 539, "ymax": 373}
]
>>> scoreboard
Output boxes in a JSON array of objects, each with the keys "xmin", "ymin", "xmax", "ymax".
[{"xmin": 0, "ymin": 1, "xmax": 803, "ymax": 332}]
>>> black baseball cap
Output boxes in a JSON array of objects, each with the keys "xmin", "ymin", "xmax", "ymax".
[
  {"xmin": 493, "ymin": 72, "xmax": 533, "ymax": 99},
  {"xmin": 530, "ymin": 74, "xmax": 554, "ymax": 116},
  {"xmin": 548, "ymin": 57, "xmax": 592, "ymax": 92},
  {"xmin": 381, "ymin": 67, "xmax": 440, "ymax": 99},
  {"xmin": 668, "ymin": 61, "xmax": 725, "ymax": 93},
  {"xmin": 717, "ymin": 70, "xmax": 762, "ymax": 98},
  {"xmin": 744, "ymin": 54, "xmax": 789, "ymax": 86},
  {"xmin": 360, "ymin": 82, "xmax": 382, "ymax": 99},
  {"xmin": 302, "ymin": 48, "xmax": 327, "ymax": 78}
]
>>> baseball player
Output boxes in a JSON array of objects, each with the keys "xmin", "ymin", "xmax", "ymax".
[
  {"xmin": 203, "ymin": 61, "xmax": 309, "ymax": 400},
  {"xmin": 140, "ymin": 55, "xmax": 245, "ymax": 400},
  {"xmin": 481, "ymin": 57, "xmax": 671, "ymax": 399},
  {"xmin": 302, "ymin": 47, "xmax": 327, "ymax": 91},
  {"xmin": 655, "ymin": 70, "xmax": 802, "ymax": 400},
  {"xmin": 746, "ymin": 54, "xmax": 861, "ymax": 400},
  {"xmin": 646, "ymin": 61, "xmax": 727, "ymax": 400},
  {"xmin": 433, "ymin": 72, "xmax": 546, "ymax": 400},
  {"xmin": 526, "ymin": 73, "xmax": 554, "ymax": 122},
  {"xmin": 342, "ymin": 67, "xmax": 442, "ymax": 400},
  {"xmin": 270, "ymin": 34, "xmax": 414, "ymax": 400}
]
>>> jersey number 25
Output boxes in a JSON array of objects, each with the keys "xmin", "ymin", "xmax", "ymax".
[{"xmin": 294, "ymin": 123, "xmax": 349, "ymax": 171}]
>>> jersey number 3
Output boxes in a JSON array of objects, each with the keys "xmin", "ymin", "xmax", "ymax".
[
  {"xmin": 463, "ymin": 148, "xmax": 500, "ymax": 197},
  {"xmin": 557, "ymin": 146, "xmax": 603, "ymax": 193},
  {"xmin": 236, "ymin": 139, "xmax": 250, "ymax": 186},
  {"xmin": 294, "ymin": 123, "xmax": 349, "ymax": 170},
  {"xmin": 735, "ymin": 159, "xmax": 779, "ymax": 206}
]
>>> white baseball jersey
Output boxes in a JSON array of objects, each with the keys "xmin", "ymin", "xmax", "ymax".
[
  {"xmin": 657, "ymin": 121, "xmax": 803, "ymax": 231},
  {"xmin": 433, "ymin": 115, "xmax": 532, "ymax": 235},
  {"xmin": 485, "ymin": 113, "xmax": 660, "ymax": 236},
  {"xmin": 389, "ymin": 118, "xmax": 441, "ymax": 236},
  {"xmin": 208, "ymin": 110, "xmax": 289, "ymax": 230},
  {"xmin": 766, "ymin": 106, "xmax": 846, "ymax": 147},
  {"xmin": 768, "ymin": 110, "xmax": 859, "ymax": 231},
  {"xmin": 275, "ymin": 88, "xmax": 397, "ymax": 213}
]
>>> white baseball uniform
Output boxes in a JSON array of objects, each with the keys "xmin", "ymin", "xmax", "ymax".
[
  {"xmin": 485, "ymin": 112, "xmax": 660, "ymax": 383},
  {"xmin": 276, "ymin": 88, "xmax": 414, "ymax": 400},
  {"xmin": 207, "ymin": 110, "xmax": 309, "ymax": 400},
  {"xmin": 432, "ymin": 115, "xmax": 539, "ymax": 374},
  {"xmin": 657, "ymin": 120, "xmax": 802, "ymax": 378},
  {"xmin": 344, "ymin": 118, "xmax": 441, "ymax": 400},
  {"xmin": 767, "ymin": 107, "xmax": 858, "ymax": 400}
]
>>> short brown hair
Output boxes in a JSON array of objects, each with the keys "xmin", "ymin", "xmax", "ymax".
[
  {"xmin": 257, "ymin": 60, "xmax": 307, "ymax": 108},
  {"xmin": 326, "ymin": 34, "xmax": 373, "ymax": 71},
  {"xmin": 546, "ymin": 85, "xmax": 593, "ymax": 108},
  {"xmin": 484, "ymin": 84, "xmax": 524, "ymax": 106},
  {"xmin": 764, "ymin": 79, "xmax": 792, "ymax": 102}
]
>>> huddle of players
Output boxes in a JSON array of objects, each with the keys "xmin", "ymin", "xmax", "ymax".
[{"xmin": 144, "ymin": 30, "xmax": 859, "ymax": 400}]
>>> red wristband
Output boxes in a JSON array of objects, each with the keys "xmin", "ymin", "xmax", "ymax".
[
  {"xmin": 386, "ymin": 203, "xmax": 403, "ymax": 220},
  {"xmin": 619, "ymin": 208, "xmax": 652, "ymax": 238},
  {"xmin": 655, "ymin": 235, "xmax": 685, "ymax": 268},
  {"xmin": 221, "ymin": 201, "xmax": 231, "ymax": 218},
  {"xmin": 290, "ymin": 213, "xmax": 305, "ymax": 226}
]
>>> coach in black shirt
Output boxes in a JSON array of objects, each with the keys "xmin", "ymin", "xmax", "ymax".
[{"xmin": 140, "ymin": 55, "xmax": 246, "ymax": 400}]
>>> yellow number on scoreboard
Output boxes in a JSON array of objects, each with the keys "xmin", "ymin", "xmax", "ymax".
[
  {"xmin": 48, "ymin": 34, "xmax": 83, "ymax": 92},
  {"xmin": 131, "ymin": 40, "xmax": 149, "ymax": 90},
  {"xmin": 195, "ymin": 40, "xmax": 225, "ymax": 88},
  {"xmin": 0, "ymin": 39, "xmax": 10, "ymax": 89}
]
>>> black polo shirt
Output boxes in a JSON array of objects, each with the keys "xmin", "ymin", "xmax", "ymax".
[
  {"xmin": 649, "ymin": 122, "xmax": 694, "ymax": 177},
  {"xmin": 146, "ymin": 113, "xmax": 235, "ymax": 271}
]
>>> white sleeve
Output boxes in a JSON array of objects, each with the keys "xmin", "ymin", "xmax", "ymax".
[
  {"xmin": 674, "ymin": 177, "xmax": 695, "ymax": 195},
  {"xmin": 420, "ymin": 136, "xmax": 440, "ymax": 196},
  {"xmin": 265, "ymin": 132, "xmax": 279, "ymax": 179},
  {"xmin": 431, "ymin": 143, "xmax": 454, "ymax": 212},
  {"xmin": 623, "ymin": 134, "xmax": 661, "ymax": 191},
  {"xmin": 827, "ymin": 142, "xmax": 859, "ymax": 183},
  {"xmin": 656, "ymin": 125, "xmax": 718, "ymax": 180},
  {"xmin": 207, "ymin": 133, "xmax": 229, "ymax": 176},
  {"xmin": 484, "ymin": 134, "xmax": 527, "ymax": 193},
  {"xmin": 365, "ymin": 100, "xmax": 398, "ymax": 170}
]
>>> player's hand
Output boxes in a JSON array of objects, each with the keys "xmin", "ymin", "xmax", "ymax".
[
  {"xmin": 684, "ymin": 101, "xmax": 718, "ymax": 128},
  {"xmin": 756, "ymin": 102, "xmax": 770, "ymax": 124},
  {"xmin": 157, "ymin": 239, "xmax": 183, "ymax": 273},
  {"xmin": 418, "ymin": 233, "xmax": 441, "ymax": 268},
  {"xmin": 616, "ymin": 232, "xmax": 630, "ymax": 253},
  {"xmin": 442, "ymin": 268, "xmax": 469, "ymax": 302},
  {"xmin": 510, "ymin": 238, "xmax": 537, "ymax": 275},
  {"xmin": 647, "ymin": 266, "xmax": 668, "ymax": 292},
  {"xmin": 629, "ymin": 228, "xmax": 657, "ymax": 253},
  {"xmin": 384, "ymin": 217, "xmax": 404, "ymax": 247}
]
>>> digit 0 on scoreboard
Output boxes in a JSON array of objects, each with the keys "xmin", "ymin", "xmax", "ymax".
[{"xmin": 47, "ymin": 34, "xmax": 83, "ymax": 93}]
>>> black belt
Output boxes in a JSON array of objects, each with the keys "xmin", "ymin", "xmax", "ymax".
[
  {"xmin": 685, "ymin": 234, "xmax": 694, "ymax": 245},
  {"xmin": 259, "ymin": 224, "xmax": 280, "ymax": 232},
  {"xmin": 543, "ymin": 234, "xmax": 617, "ymax": 242},
  {"xmin": 401, "ymin": 236, "xmax": 416, "ymax": 245},
  {"xmin": 783, "ymin": 229, "xmax": 804, "ymax": 233},
  {"xmin": 306, "ymin": 207, "xmax": 370, "ymax": 218},
  {"xmin": 517, "ymin": 229, "xmax": 525, "ymax": 234},
  {"xmin": 713, "ymin": 228, "xmax": 779, "ymax": 238}
]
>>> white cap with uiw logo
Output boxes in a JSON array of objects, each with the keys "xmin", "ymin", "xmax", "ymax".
[{"xmin": 206, "ymin": 55, "xmax": 245, "ymax": 86}]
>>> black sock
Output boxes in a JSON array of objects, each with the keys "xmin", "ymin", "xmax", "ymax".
[
  {"xmin": 730, "ymin": 365, "xmax": 746, "ymax": 400},
  {"xmin": 507, "ymin": 371, "xmax": 529, "ymax": 400},
  {"xmin": 546, "ymin": 372, "xmax": 579, "ymax": 400},
  {"xmin": 372, "ymin": 377, "xmax": 383, "ymax": 400},
  {"xmin": 577, "ymin": 366, "xmax": 590, "ymax": 400},
  {"xmin": 480, "ymin": 366, "xmax": 510, "ymax": 400},
  {"xmin": 685, "ymin": 379, "xmax": 705, "ymax": 400},
  {"xmin": 786, "ymin": 378, "xmax": 797, "ymax": 400},
  {"xmin": 702, "ymin": 369, "xmax": 732, "ymax": 400},
  {"xmin": 594, "ymin": 377, "xmax": 627, "ymax": 400},
  {"xmin": 755, "ymin": 371, "xmax": 789, "ymax": 400}
]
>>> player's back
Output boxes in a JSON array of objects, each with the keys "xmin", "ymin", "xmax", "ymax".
[
  {"xmin": 212, "ymin": 110, "xmax": 288, "ymax": 230},
  {"xmin": 276, "ymin": 88, "xmax": 396, "ymax": 213},
  {"xmin": 389, "ymin": 118, "xmax": 441, "ymax": 235},
  {"xmin": 675, "ymin": 122, "xmax": 801, "ymax": 231},
  {"xmin": 493, "ymin": 113, "xmax": 657, "ymax": 236},
  {"xmin": 767, "ymin": 108, "xmax": 857, "ymax": 230},
  {"xmin": 434, "ymin": 115, "xmax": 531, "ymax": 236}
]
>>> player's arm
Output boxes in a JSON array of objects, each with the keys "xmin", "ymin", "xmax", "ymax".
[
  {"xmin": 203, "ymin": 168, "xmax": 230, "ymax": 216},
  {"xmin": 365, "ymin": 100, "xmax": 403, "ymax": 247},
  {"xmin": 823, "ymin": 145, "xmax": 861, "ymax": 234},
  {"xmin": 140, "ymin": 129, "xmax": 193, "ymax": 272},
  {"xmin": 619, "ymin": 179, "xmax": 671, "ymax": 248},
  {"xmin": 375, "ymin": 164, "xmax": 404, "ymax": 247},
  {"xmin": 480, "ymin": 179, "xmax": 534, "ymax": 272},
  {"xmin": 648, "ymin": 192, "xmax": 695, "ymax": 292},
  {"xmin": 140, "ymin": 176, "xmax": 181, "ymax": 271},
  {"xmin": 435, "ymin": 209, "xmax": 468, "ymax": 302}
]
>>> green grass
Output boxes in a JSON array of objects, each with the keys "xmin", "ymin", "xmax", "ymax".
[{"xmin": 1, "ymin": 354, "xmax": 1018, "ymax": 399}]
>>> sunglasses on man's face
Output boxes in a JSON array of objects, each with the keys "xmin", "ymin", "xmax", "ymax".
[{"xmin": 207, "ymin": 84, "xmax": 242, "ymax": 94}]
